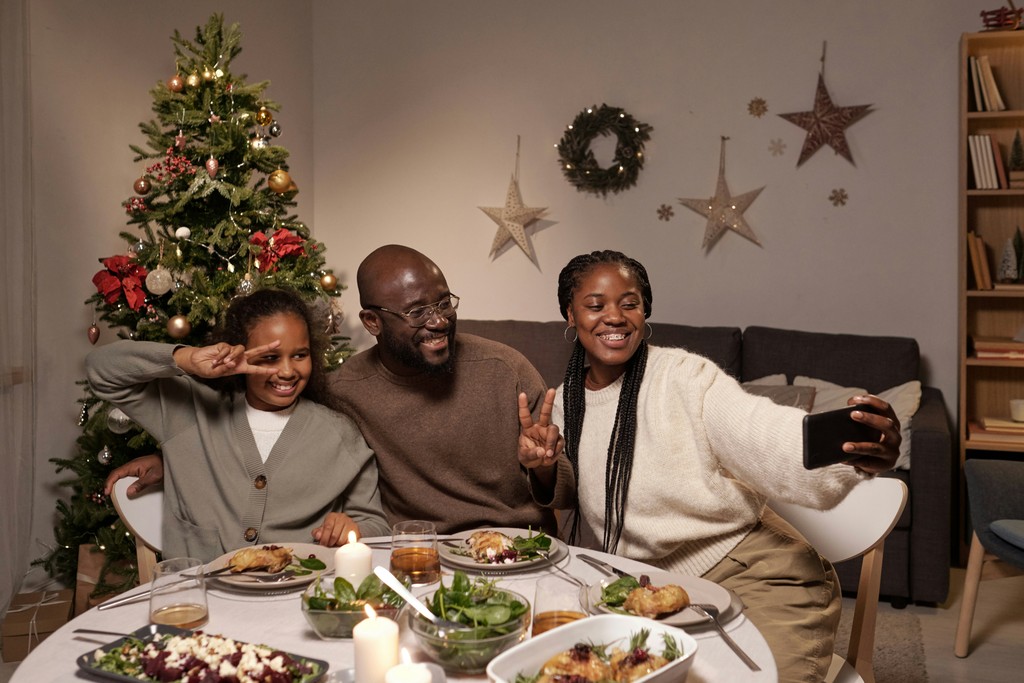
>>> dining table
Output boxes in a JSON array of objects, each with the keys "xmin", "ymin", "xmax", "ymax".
[{"xmin": 10, "ymin": 535, "xmax": 778, "ymax": 682}]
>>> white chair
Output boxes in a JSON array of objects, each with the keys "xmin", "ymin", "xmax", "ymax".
[
  {"xmin": 771, "ymin": 477, "xmax": 908, "ymax": 683},
  {"xmin": 110, "ymin": 476, "xmax": 163, "ymax": 583}
]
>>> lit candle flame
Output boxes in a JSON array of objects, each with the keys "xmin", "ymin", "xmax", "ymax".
[
  {"xmin": 364, "ymin": 604, "xmax": 377, "ymax": 619},
  {"xmin": 348, "ymin": 530, "xmax": 359, "ymax": 544}
]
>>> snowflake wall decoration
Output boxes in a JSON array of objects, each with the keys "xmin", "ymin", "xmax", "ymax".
[
  {"xmin": 748, "ymin": 97, "xmax": 768, "ymax": 118},
  {"xmin": 829, "ymin": 188, "xmax": 848, "ymax": 206},
  {"xmin": 657, "ymin": 204, "xmax": 674, "ymax": 221},
  {"xmin": 769, "ymin": 138, "xmax": 786, "ymax": 156}
]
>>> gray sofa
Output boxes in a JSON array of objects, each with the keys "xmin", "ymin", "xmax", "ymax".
[{"xmin": 459, "ymin": 319, "xmax": 953, "ymax": 606}]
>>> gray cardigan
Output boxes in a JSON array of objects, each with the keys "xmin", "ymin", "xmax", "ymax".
[{"xmin": 87, "ymin": 341, "xmax": 390, "ymax": 561}]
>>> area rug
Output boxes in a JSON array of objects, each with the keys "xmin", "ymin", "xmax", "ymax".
[{"xmin": 834, "ymin": 606, "xmax": 928, "ymax": 683}]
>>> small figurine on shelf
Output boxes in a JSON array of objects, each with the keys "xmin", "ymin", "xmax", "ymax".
[{"xmin": 981, "ymin": 3, "xmax": 1023, "ymax": 31}]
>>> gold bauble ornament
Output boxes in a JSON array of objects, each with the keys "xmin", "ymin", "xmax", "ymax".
[
  {"xmin": 167, "ymin": 315, "xmax": 191, "ymax": 339},
  {"xmin": 133, "ymin": 177, "xmax": 151, "ymax": 195},
  {"xmin": 166, "ymin": 74, "xmax": 184, "ymax": 92},
  {"xmin": 268, "ymin": 169, "xmax": 293, "ymax": 194},
  {"xmin": 186, "ymin": 73, "xmax": 201, "ymax": 88},
  {"xmin": 320, "ymin": 273, "xmax": 338, "ymax": 292},
  {"xmin": 202, "ymin": 68, "xmax": 215, "ymax": 82},
  {"xmin": 255, "ymin": 106, "xmax": 273, "ymax": 126}
]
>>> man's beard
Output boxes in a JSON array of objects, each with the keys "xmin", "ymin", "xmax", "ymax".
[{"xmin": 380, "ymin": 320, "xmax": 457, "ymax": 375}]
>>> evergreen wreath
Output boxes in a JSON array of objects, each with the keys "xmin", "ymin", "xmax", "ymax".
[{"xmin": 556, "ymin": 104, "xmax": 653, "ymax": 196}]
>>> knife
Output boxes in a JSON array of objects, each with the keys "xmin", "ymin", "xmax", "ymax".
[
  {"xmin": 576, "ymin": 554, "xmax": 635, "ymax": 580},
  {"xmin": 97, "ymin": 565, "xmax": 234, "ymax": 611}
]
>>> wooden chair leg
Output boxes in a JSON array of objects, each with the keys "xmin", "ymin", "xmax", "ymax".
[
  {"xmin": 848, "ymin": 543, "xmax": 883, "ymax": 683},
  {"xmin": 955, "ymin": 532, "xmax": 986, "ymax": 658}
]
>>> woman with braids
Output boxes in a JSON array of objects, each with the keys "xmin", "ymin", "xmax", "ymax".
[
  {"xmin": 87, "ymin": 287, "xmax": 389, "ymax": 562},
  {"xmin": 518, "ymin": 250, "xmax": 902, "ymax": 682}
]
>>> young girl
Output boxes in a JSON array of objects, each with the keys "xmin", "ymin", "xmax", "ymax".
[{"xmin": 87, "ymin": 288, "xmax": 390, "ymax": 562}]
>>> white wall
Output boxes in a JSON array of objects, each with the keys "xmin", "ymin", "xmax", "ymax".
[
  {"xmin": 26, "ymin": 0, "xmax": 991, "ymax": 580},
  {"xmin": 313, "ymin": 0, "xmax": 983, "ymax": 394}
]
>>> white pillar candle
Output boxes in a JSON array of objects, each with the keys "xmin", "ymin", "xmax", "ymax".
[
  {"xmin": 384, "ymin": 662, "xmax": 432, "ymax": 683},
  {"xmin": 335, "ymin": 530, "xmax": 373, "ymax": 588},
  {"xmin": 353, "ymin": 606, "xmax": 399, "ymax": 683}
]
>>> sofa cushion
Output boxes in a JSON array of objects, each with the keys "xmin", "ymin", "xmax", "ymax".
[
  {"xmin": 651, "ymin": 324, "xmax": 743, "ymax": 379},
  {"xmin": 457, "ymin": 320, "xmax": 571, "ymax": 388},
  {"xmin": 741, "ymin": 326, "xmax": 920, "ymax": 394},
  {"xmin": 458, "ymin": 320, "xmax": 743, "ymax": 386}
]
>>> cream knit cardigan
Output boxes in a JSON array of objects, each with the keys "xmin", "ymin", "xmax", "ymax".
[{"xmin": 553, "ymin": 345, "xmax": 866, "ymax": 577}]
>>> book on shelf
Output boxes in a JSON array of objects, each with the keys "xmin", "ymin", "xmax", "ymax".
[
  {"xmin": 971, "ymin": 335, "xmax": 1024, "ymax": 351},
  {"xmin": 993, "ymin": 282, "xmax": 1024, "ymax": 290},
  {"xmin": 992, "ymin": 137, "xmax": 1008, "ymax": 189},
  {"xmin": 979, "ymin": 55, "xmax": 1007, "ymax": 111},
  {"xmin": 967, "ymin": 230, "xmax": 985, "ymax": 289},
  {"xmin": 974, "ymin": 55, "xmax": 993, "ymax": 111},
  {"xmin": 970, "ymin": 55, "xmax": 985, "ymax": 112},
  {"xmin": 968, "ymin": 136, "xmax": 990, "ymax": 189},
  {"xmin": 969, "ymin": 421, "xmax": 1024, "ymax": 444},
  {"xmin": 975, "ymin": 232, "xmax": 993, "ymax": 289},
  {"xmin": 979, "ymin": 134, "xmax": 998, "ymax": 189},
  {"xmin": 975, "ymin": 350, "xmax": 1024, "ymax": 359},
  {"xmin": 980, "ymin": 416, "xmax": 1024, "ymax": 432}
]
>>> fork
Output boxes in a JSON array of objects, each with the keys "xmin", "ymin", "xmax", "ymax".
[{"xmin": 689, "ymin": 603, "xmax": 761, "ymax": 671}]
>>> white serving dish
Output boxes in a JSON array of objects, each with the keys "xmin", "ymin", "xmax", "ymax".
[{"xmin": 486, "ymin": 614, "xmax": 698, "ymax": 683}]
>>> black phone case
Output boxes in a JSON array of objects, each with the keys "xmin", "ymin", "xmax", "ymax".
[{"xmin": 802, "ymin": 404, "xmax": 883, "ymax": 470}]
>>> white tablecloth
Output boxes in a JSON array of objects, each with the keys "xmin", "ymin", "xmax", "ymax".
[{"xmin": 11, "ymin": 542, "xmax": 777, "ymax": 682}]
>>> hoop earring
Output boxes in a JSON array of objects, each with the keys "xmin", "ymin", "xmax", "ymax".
[
  {"xmin": 644, "ymin": 322, "xmax": 653, "ymax": 340},
  {"xmin": 563, "ymin": 326, "xmax": 578, "ymax": 343}
]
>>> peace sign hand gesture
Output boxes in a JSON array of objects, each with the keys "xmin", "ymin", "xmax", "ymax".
[
  {"xmin": 517, "ymin": 388, "xmax": 563, "ymax": 471},
  {"xmin": 173, "ymin": 341, "xmax": 281, "ymax": 379}
]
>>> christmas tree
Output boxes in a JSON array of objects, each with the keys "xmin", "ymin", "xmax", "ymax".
[{"xmin": 34, "ymin": 14, "xmax": 352, "ymax": 599}]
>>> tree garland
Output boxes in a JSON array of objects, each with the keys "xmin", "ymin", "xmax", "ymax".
[{"xmin": 556, "ymin": 104, "xmax": 653, "ymax": 197}]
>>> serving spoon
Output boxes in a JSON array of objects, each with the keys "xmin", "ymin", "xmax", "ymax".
[{"xmin": 372, "ymin": 566, "xmax": 466, "ymax": 632}]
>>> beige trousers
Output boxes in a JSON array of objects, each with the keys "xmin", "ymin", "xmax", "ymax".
[{"xmin": 702, "ymin": 508, "xmax": 841, "ymax": 683}]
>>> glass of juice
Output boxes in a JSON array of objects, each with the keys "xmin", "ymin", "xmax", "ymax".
[
  {"xmin": 532, "ymin": 574, "xmax": 588, "ymax": 636},
  {"xmin": 389, "ymin": 520, "xmax": 441, "ymax": 586},
  {"xmin": 149, "ymin": 557, "xmax": 209, "ymax": 629}
]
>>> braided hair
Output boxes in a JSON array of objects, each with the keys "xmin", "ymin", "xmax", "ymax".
[
  {"xmin": 556, "ymin": 250, "xmax": 653, "ymax": 553},
  {"xmin": 210, "ymin": 288, "xmax": 331, "ymax": 407}
]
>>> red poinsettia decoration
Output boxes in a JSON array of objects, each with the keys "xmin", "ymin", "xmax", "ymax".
[
  {"xmin": 249, "ymin": 228, "xmax": 306, "ymax": 272},
  {"xmin": 92, "ymin": 255, "xmax": 148, "ymax": 311}
]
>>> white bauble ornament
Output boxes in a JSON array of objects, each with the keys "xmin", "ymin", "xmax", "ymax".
[
  {"xmin": 107, "ymin": 407, "xmax": 133, "ymax": 434},
  {"xmin": 175, "ymin": 226, "xmax": 192, "ymax": 239},
  {"xmin": 145, "ymin": 266, "xmax": 174, "ymax": 296},
  {"xmin": 97, "ymin": 445, "xmax": 113, "ymax": 465}
]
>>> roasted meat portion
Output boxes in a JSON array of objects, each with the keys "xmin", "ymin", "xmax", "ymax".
[
  {"xmin": 228, "ymin": 545, "xmax": 292, "ymax": 573},
  {"xmin": 538, "ymin": 643, "xmax": 612, "ymax": 683},
  {"xmin": 466, "ymin": 530, "xmax": 515, "ymax": 562},
  {"xmin": 622, "ymin": 583, "xmax": 689, "ymax": 618}
]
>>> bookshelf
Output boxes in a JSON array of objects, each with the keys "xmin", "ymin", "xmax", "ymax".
[{"xmin": 959, "ymin": 31, "xmax": 1024, "ymax": 560}]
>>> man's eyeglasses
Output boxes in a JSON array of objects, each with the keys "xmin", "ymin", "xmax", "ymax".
[{"xmin": 365, "ymin": 295, "xmax": 460, "ymax": 328}]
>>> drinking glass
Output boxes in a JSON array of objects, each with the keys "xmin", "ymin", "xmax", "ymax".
[
  {"xmin": 149, "ymin": 557, "xmax": 209, "ymax": 629},
  {"xmin": 532, "ymin": 575, "xmax": 588, "ymax": 636},
  {"xmin": 389, "ymin": 520, "xmax": 441, "ymax": 586}
]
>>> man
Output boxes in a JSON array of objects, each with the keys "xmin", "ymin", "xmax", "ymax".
[
  {"xmin": 107, "ymin": 245, "xmax": 570, "ymax": 538},
  {"xmin": 331, "ymin": 244, "xmax": 568, "ymax": 534}
]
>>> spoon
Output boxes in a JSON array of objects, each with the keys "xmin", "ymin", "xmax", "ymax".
[{"xmin": 372, "ymin": 566, "xmax": 465, "ymax": 631}]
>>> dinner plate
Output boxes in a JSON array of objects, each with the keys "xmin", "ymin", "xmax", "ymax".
[
  {"xmin": 586, "ymin": 570, "xmax": 734, "ymax": 628},
  {"xmin": 439, "ymin": 527, "xmax": 568, "ymax": 574},
  {"xmin": 205, "ymin": 541, "xmax": 334, "ymax": 591},
  {"xmin": 76, "ymin": 624, "xmax": 327, "ymax": 683}
]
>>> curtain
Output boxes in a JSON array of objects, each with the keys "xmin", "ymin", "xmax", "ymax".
[{"xmin": 0, "ymin": 0, "xmax": 36, "ymax": 617}]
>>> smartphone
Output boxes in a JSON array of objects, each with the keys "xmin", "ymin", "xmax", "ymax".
[{"xmin": 802, "ymin": 404, "xmax": 883, "ymax": 470}]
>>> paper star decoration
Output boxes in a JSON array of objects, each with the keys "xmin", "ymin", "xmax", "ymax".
[
  {"xmin": 479, "ymin": 174, "xmax": 546, "ymax": 264},
  {"xmin": 679, "ymin": 137, "xmax": 764, "ymax": 251},
  {"xmin": 778, "ymin": 73, "xmax": 873, "ymax": 167}
]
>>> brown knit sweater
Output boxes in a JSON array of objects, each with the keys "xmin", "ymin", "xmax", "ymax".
[{"xmin": 329, "ymin": 333, "xmax": 572, "ymax": 536}]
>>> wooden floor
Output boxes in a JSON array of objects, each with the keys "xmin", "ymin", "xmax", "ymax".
[{"xmin": 1, "ymin": 568, "xmax": 1021, "ymax": 681}]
